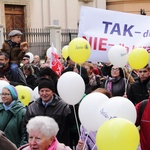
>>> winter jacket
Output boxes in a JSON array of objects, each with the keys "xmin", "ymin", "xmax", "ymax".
[
  {"xmin": 1, "ymin": 40, "xmax": 25, "ymax": 66},
  {"xmin": 0, "ymin": 100, "xmax": 27, "ymax": 148},
  {"xmin": 23, "ymin": 94, "xmax": 75, "ymax": 146},
  {"xmin": 0, "ymin": 130, "xmax": 17, "ymax": 150},
  {"xmin": 103, "ymin": 77, "xmax": 127, "ymax": 97},
  {"xmin": 0, "ymin": 66, "xmax": 27, "ymax": 86},
  {"xmin": 135, "ymin": 97, "xmax": 150, "ymax": 150},
  {"xmin": 127, "ymin": 77, "xmax": 149, "ymax": 105},
  {"xmin": 25, "ymin": 74, "xmax": 38, "ymax": 90}
]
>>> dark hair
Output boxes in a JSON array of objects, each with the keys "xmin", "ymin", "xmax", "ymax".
[
  {"xmin": 93, "ymin": 88, "xmax": 112, "ymax": 98},
  {"xmin": 39, "ymin": 67, "xmax": 58, "ymax": 78},
  {"xmin": 66, "ymin": 56, "xmax": 70, "ymax": 61},
  {"xmin": 143, "ymin": 64, "xmax": 150, "ymax": 70},
  {"xmin": 23, "ymin": 64, "xmax": 34, "ymax": 75},
  {"xmin": 110, "ymin": 65, "xmax": 124, "ymax": 78},
  {"xmin": 0, "ymin": 52, "xmax": 9, "ymax": 60},
  {"xmin": 24, "ymin": 55, "xmax": 30, "ymax": 59}
]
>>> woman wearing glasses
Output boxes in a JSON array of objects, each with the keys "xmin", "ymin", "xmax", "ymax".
[
  {"xmin": 103, "ymin": 65, "xmax": 128, "ymax": 97},
  {"xmin": 0, "ymin": 85, "xmax": 27, "ymax": 148}
]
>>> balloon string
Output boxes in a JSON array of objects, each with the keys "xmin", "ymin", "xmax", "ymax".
[
  {"xmin": 122, "ymin": 67, "xmax": 127, "ymax": 94},
  {"xmin": 80, "ymin": 64, "xmax": 81, "ymax": 75},
  {"xmin": 73, "ymin": 105, "xmax": 80, "ymax": 138},
  {"xmin": 123, "ymin": 67, "xmax": 131, "ymax": 95},
  {"xmin": 91, "ymin": 144, "xmax": 96, "ymax": 150},
  {"xmin": 83, "ymin": 130, "xmax": 90, "ymax": 150}
]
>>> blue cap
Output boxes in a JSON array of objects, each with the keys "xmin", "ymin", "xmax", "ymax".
[{"xmin": 4, "ymin": 85, "xmax": 18, "ymax": 100}]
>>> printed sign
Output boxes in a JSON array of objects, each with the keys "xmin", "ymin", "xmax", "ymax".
[{"xmin": 78, "ymin": 6, "xmax": 150, "ymax": 62}]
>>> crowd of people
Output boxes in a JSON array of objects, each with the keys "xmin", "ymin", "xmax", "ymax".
[{"xmin": 0, "ymin": 29, "xmax": 150, "ymax": 150}]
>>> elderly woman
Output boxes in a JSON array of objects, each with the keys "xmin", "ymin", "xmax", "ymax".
[
  {"xmin": 0, "ymin": 85, "xmax": 27, "ymax": 148},
  {"xmin": 18, "ymin": 116, "xmax": 72, "ymax": 150}
]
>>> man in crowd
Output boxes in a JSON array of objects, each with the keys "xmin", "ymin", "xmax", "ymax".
[
  {"xmin": 23, "ymin": 78, "xmax": 74, "ymax": 147},
  {"xmin": 32, "ymin": 54, "xmax": 41, "ymax": 69},
  {"xmin": 0, "ymin": 52, "xmax": 27, "ymax": 86},
  {"xmin": 20, "ymin": 54, "xmax": 30, "ymax": 70},
  {"xmin": 135, "ymin": 80, "xmax": 150, "ymax": 150},
  {"xmin": 127, "ymin": 64, "xmax": 150, "ymax": 105}
]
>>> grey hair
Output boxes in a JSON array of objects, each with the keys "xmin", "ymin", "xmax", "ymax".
[{"xmin": 27, "ymin": 116, "xmax": 59, "ymax": 137}]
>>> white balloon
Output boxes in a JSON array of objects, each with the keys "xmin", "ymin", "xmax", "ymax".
[
  {"xmin": 78, "ymin": 92, "xmax": 109, "ymax": 131},
  {"xmin": 108, "ymin": 45, "xmax": 128, "ymax": 67},
  {"xmin": 99, "ymin": 96, "xmax": 137, "ymax": 124},
  {"xmin": 57, "ymin": 71, "xmax": 85, "ymax": 105},
  {"xmin": 46, "ymin": 47, "xmax": 57, "ymax": 58},
  {"xmin": 26, "ymin": 52, "xmax": 34, "ymax": 63},
  {"xmin": 0, "ymin": 81, "xmax": 10, "ymax": 102},
  {"xmin": 33, "ymin": 86, "xmax": 40, "ymax": 100},
  {"xmin": 25, "ymin": 86, "xmax": 34, "ymax": 102}
]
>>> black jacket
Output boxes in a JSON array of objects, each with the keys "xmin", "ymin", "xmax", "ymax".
[
  {"xmin": 0, "ymin": 67, "xmax": 27, "ymax": 86},
  {"xmin": 103, "ymin": 77, "xmax": 127, "ymax": 97},
  {"xmin": 23, "ymin": 94, "xmax": 74, "ymax": 146},
  {"xmin": 25, "ymin": 74, "xmax": 37, "ymax": 90},
  {"xmin": 127, "ymin": 77, "xmax": 150, "ymax": 105}
]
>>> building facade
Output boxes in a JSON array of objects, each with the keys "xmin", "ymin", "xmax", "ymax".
[
  {"xmin": 0, "ymin": 0, "xmax": 106, "ymax": 29},
  {"xmin": 106, "ymin": 0, "xmax": 150, "ymax": 16},
  {"xmin": 0, "ymin": 0, "xmax": 149, "ymax": 55}
]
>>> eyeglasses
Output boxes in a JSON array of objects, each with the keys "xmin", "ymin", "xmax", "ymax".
[
  {"xmin": 22, "ymin": 59, "xmax": 28, "ymax": 61},
  {"xmin": 138, "ymin": 70, "xmax": 148, "ymax": 73},
  {"xmin": 0, "ymin": 93, "xmax": 11, "ymax": 96},
  {"xmin": 111, "ymin": 68, "xmax": 119, "ymax": 71}
]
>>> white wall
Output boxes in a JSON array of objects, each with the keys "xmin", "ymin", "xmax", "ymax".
[
  {"xmin": 29, "ymin": 0, "xmax": 106, "ymax": 29},
  {"xmin": 30, "ymin": 0, "xmax": 43, "ymax": 27}
]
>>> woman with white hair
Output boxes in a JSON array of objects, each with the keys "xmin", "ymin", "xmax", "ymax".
[{"xmin": 18, "ymin": 116, "xmax": 72, "ymax": 150}]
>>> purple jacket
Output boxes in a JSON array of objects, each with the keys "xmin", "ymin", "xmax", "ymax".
[{"xmin": 77, "ymin": 125, "xmax": 97, "ymax": 150}]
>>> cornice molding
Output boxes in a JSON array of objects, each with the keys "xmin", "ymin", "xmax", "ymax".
[
  {"xmin": 79, "ymin": 0, "xmax": 94, "ymax": 3},
  {"xmin": 107, "ymin": 0, "xmax": 150, "ymax": 5}
]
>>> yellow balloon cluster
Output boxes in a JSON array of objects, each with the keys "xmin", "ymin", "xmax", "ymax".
[
  {"xmin": 128, "ymin": 48, "xmax": 149, "ymax": 69},
  {"xmin": 96, "ymin": 118, "xmax": 140, "ymax": 150},
  {"xmin": 68, "ymin": 38, "xmax": 91, "ymax": 64}
]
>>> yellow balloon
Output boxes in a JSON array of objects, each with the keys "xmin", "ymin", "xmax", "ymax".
[
  {"xmin": 15, "ymin": 85, "xmax": 31, "ymax": 106},
  {"xmin": 62, "ymin": 45, "xmax": 69, "ymax": 59},
  {"xmin": 68, "ymin": 38, "xmax": 91, "ymax": 63},
  {"xmin": 96, "ymin": 118, "xmax": 140, "ymax": 150},
  {"xmin": 128, "ymin": 48, "xmax": 149, "ymax": 69}
]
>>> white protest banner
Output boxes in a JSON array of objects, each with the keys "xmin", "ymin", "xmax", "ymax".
[{"xmin": 78, "ymin": 6, "xmax": 150, "ymax": 62}]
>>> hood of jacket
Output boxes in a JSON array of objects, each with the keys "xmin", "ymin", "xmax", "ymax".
[{"xmin": 0, "ymin": 100, "xmax": 25, "ymax": 115}]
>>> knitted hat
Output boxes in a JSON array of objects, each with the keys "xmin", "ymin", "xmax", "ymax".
[
  {"xmin": 39, "ymin": 67, "xmax": 58, "ymax": 78},
  {"xmin": 38, "ymin": 78, "xmax": 55, "ymax": 92},
  {"xmin": 4, "ymin": 85, "xmax": 18, "ymax": 100}
]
